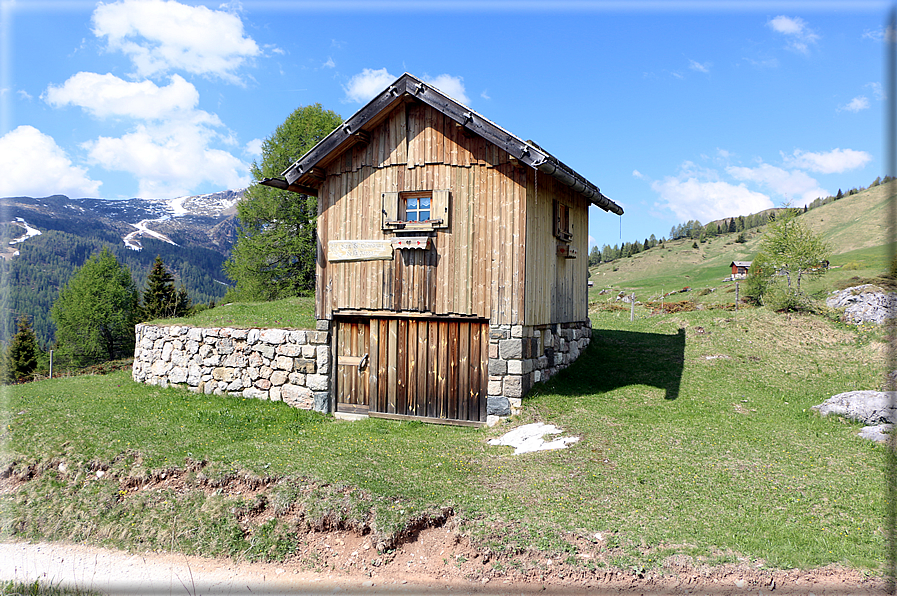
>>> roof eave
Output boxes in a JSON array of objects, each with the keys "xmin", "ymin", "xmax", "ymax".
[{"xmin": 281, "ymin": 73, "xmax": 623, "ymax": 215}]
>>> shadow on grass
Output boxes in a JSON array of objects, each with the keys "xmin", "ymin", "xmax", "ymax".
[{"xmin": 545, "ymin": 328, "xmax": 685, "ymax": 400}]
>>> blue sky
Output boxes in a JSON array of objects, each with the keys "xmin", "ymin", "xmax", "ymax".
[{"xmin": 0, "ymin": 0, "xmax": 888, "ymax": 248}]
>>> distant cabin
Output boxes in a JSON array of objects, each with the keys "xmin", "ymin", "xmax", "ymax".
[
  {"xmin": 731, "ymin": 261, "xmax": 752, "ymax": 279},
  {"xmin": 264, "ymin": 73, "xmax": 622, "ymax": 425}
]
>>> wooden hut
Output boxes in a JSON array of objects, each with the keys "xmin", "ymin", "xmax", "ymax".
[
  {"xmin": 263, "ymin": 73, "xmax": 623, "ymax": 425},
  {"xmin": 730, "ymin": 261, "xmax": 752, "ymax": 279}
]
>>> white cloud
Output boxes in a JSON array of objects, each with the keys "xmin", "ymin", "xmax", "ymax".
[
  {"xmin": 45, "ymin": 72, "xmax": 200, "ymax": 120},
  {"xmin": 726, "ymin": 163, "xmax": 827, "ymax": 206},
  {"xmin": 423, "ymin": 74, "xmax": 470, "ymax": 105},
  {"xmin": 838, "ymin": 96, "xmax": 869, "ymax": 113},
  {"xmin": 867, "ymin": 81, "xmax": 885, "ymax": 101},
  {"xmin": 91, "ymin": 0, "xmax": 260, "ymax": 83},
  {"xmin": 17, "ymin": 89, "xmax": 32, "ymax": 100},
  {"xmin": 323, "ymin": 57, "xmax": 335, "ymax": 69},
  {"xmin": 244, "ymin": 138, "xmax": 263, "ymax": 157},
  {"xmin": 767, "ymin": 15, "xmax": 820, "ymax": 55},
  {"xmin": 784, "ymin": 148, "xmax": 872, "ymax": 174},
  {"xmin": 343, "ymin": 68, "xmax": 396, "ymax": 103},
  {"xmin": 481, "ymin": 89, "xmax": 491, "ymax": 100},
  {"xmin": 652, "ymin": 174, "xmax": 773, "ymax": 223},
  {"xmin": 688, "ymin": 59, "xmax": 710, "ymax": 74},
  {"xmin": 632, "ymin": 169, "xmax": 644, "ymax": 179},
  {"xmin": 82, "ymin": 115, "xmax": 250, "ymax": 197},
  {"xmin": 0, "ymin": 126, "xmax": 102, "ymax": 197}
]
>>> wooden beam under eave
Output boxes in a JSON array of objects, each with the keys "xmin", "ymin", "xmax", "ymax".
[{"xmin": 289, "ymin": 183, "xmax": 320, "ymax": 196}]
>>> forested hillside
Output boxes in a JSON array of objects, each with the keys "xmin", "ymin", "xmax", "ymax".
[{"xmin": 0, "ymin": 193, "xmax": 238, "ymax": 348}]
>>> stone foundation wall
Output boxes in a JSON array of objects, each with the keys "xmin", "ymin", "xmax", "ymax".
[
  {"xmin": 486, "ymin": 320, "xmax": 592, "ymax": 417},
  {"xmin": 132, "ymin": 322, "xmax": 331, "ymax": 412}
]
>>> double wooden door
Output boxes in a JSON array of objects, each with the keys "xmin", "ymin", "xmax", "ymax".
[{"xmin": 335, "ymin": 317, "xmax": 487, "ymax": 424}]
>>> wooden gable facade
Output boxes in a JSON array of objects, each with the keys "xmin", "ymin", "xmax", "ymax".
[{"xmin": 264, "ymin": 74, "xmax": 622, "ymax": 425}]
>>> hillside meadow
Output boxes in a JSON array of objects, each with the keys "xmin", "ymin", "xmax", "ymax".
[{"xmin": 2, "ymin": 301, "xmax": 888, "ymax": 577}]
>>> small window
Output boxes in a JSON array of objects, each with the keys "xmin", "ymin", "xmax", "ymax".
[
  {"xmin": 381, "ymin": 190, "xmax": 449, "ymax": 231},
  {"xmin": 403, "ymin": 193, "xmax": 431, "ymax": 222},
  {"xmin": 554, "ymin": 200, "xmax": 572, "ymax": 242}
]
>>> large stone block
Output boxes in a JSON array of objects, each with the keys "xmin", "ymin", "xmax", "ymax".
[
  {"xmin": 217, "ymin": 338, "xmax": 235, "ymax": 355},
  {"xmin": 290, "ymin": 330, "xmax": 308, "ymax": 344},
  {"xmin": 316, "ymin": 345, "xmax": 331, "ymax": 375},
  {"xmin": 307, "ymin": 374, "xmax": 329, "ymax": 391},
  {"xmin": 226, "ymin": 378, "xmax": 245, "ymax": 392},
  {"xmin": 313, "ymin": 391, "xmax": 330, "ymax": 412},
  {"xmin": 274, "ymin": 355, "xmax": 295, "ymax": 371},
  {"xmin": 499, "ymin": 339, "xmax": 524, "ymax": 360},
  {"xmin": 169, "ymin": 367, "xmax": 187, "ymax": 384},
  {"xmin": 260, "ymin": 329, "xmax": 287, "ymax": 344},
  {"xmin": 488, "ymin": 358, "xmax": 507, "ymax": 376},
  {"xmin": 161, "ymin": 343, "xmax": 173, "ymax": 362},
  {"xmin": 270, "ymin": 370, "xmax": 289, "ymax": 386},
  {"xmin": 254, "ymin": 378, "xmax": 272, "ymax": 390},
  {"xmin": 316, "ymin": 319, "xmax": 331, "ymax": 332},
  {"xmin": 295, "ymin": 359, "xmax": 316, "ymax": 374},
  {"xmin": 212, "ymin": 367, "xmax": 235, "ymax": 381},
  {"xmin": 252, "ymin": 344, "xmax": 276, "ymax": 359},
  {"xmin": 487, "ymin": 396, "xmax": 511, "ymax": 416},
  {"xmin": 310, "ymin": 331, "xmax": 329, "ymax": 344},
  {"xmin": 282, "ymin": 384, "xmax": 313, "ymax": 408},
  {"xmin": 247, "ymin": 329, "xmax": 260, "ymax": 344},
  {"xmin": 288, "ymin": 372, "xmax": 306, "ymax": 385},
  {"xmin": 187, "ymin": 327, "xmax": 204, "ymax": 341},
  {"xmin": 490, "ymin": 326, "xmax": 509, "ymax": 340},
  {"xmin": 277, "ymin": 344, "xmax": 302, "ymax": 357},
  {"xmin": 488, "ymin": 379, "xmax": 502, "ymax": 395},
  {"xmin": 242, "ymin": 387, "xmax": 268, "ymax": 400}
]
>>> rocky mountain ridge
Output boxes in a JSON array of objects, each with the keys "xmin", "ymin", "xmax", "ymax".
[{"xmin": 1, "ymin": 189, "xmax": 244, "ymax": 259}]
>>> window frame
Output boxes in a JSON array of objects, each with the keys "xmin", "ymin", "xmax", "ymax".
[
  {"xmin": 553, "ymin": 200, "xmax": 572, "ymax": 243},
  {"xmin": 381, "ymin": 190, "xmax": 449, "ymax": 232}
]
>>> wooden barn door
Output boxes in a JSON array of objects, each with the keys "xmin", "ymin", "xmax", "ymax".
[
  {"xmin": 336, "ymin": 317, "xmax": 488, "ymax": 424},
  {"xmin": 335, "ymin": 319, "xmax": 371, "ymax": 414},
  {"xmin": 369, "ymin": 318, "xmax": 487, "ymax": 424}
]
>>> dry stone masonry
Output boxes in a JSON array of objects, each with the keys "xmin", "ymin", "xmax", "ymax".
[
  {"xmin": 133, "ymin": 322, "xmax": 331, "ymax": 412},
  {"xmin": 134, "ymin": 318, "xmax": 591, "ymax": 423},
  {"xmin": 486, "ymin": 320, "xmax": 592, "ymax": 417}
]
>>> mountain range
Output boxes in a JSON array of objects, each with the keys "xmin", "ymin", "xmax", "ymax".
[{"xmin": 0, "ymin": 189, "xmax": 244, "ymax": 348}]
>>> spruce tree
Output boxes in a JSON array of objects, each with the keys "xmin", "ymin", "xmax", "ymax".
[
  {"xmin": 143, "ymin": 256, "xmax": 192, "ymax": 320},
  {"xmin": 3, "ymin": 315, "xmax": 39, "ymax": 383}
]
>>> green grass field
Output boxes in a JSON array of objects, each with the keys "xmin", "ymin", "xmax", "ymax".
[{"xmin": 3, "ymin": 305, "xmax": 887, "ymax": 572}]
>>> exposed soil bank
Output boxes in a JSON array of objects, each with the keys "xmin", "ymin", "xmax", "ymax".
[{"xmin": 0, "ymin": 538, "xmax": 883, "ymax": 596}]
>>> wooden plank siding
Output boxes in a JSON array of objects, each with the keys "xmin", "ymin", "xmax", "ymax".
[{"xmin": 316, "ymin": 100, "xmax": 591, "ymax": 328}]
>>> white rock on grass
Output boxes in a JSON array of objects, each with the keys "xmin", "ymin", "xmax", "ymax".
[
  {"xmin": 826, "ymin": 285, "xmax": 896, "ymax": 325},
  {"xmin": 813, "ymin": 390, "xmax": 897, "ymax": 442}
]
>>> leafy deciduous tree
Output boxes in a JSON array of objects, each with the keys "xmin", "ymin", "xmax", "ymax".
[
  {"xmin": 225, "ymin": 104, "xmax": 343, "ymax": 301},
  {"xmin": 51, "ymin": 248, "xmax": 139, "ymax": 364},
  {"xmin": 752, "ymin": 207, "xmax": 830, "ymax": 308}
]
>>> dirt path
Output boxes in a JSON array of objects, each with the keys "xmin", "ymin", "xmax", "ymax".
[{"xmin": 0, "ymin": 536, "xmax": 885, "ymax": 596}]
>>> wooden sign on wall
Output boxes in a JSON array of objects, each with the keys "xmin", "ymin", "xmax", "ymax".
[{"xmin": 329, "ymin": 240, "xmax": 394, "ymax": 262}]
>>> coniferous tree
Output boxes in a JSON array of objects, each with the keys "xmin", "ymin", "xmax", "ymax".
[
  {"xmin": 142, "ymin": 256, "xmax": 192, "ymax": 320},
  {"xmin": 3, "ymin": 315, "xmax": 39, "ymax": 383}
]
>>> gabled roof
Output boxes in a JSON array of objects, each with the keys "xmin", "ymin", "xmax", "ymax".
[
  {"xmin": 265, "ymin": 73, "xmax": 623, "ymax": 215},
  {"xmin": 731, "ymin": 261, "xmax": 752, "ymax": 268}
]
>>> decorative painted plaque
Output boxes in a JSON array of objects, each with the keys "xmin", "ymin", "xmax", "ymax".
[{"xmin": 328, "ymin": 240, "xmax": 394, "ymax": 261}]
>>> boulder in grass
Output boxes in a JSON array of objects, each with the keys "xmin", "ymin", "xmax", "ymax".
[{"xmin": 812, "ymin": 390, "xmax": 897, "ymax": 442}]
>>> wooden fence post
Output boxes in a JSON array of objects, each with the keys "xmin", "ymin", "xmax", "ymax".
[
  {"xmin": 735, "ymin": 282, "xmax": 739, "ymax": 312},
  {"xmin": 630, "ymin": 293, "xmax": 635, "ymax": 322}
]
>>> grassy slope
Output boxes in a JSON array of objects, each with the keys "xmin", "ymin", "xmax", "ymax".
[
  {"xmin": 3, "ymin": 307, "xmax": 887, "ymax": 571},
  {"xmin": 590, "ymin": 182, "xmax": 893, "ymax": 303},
  {"xmin": 2, "ymin": 183, "xmax": 890, "ymax": 574}
]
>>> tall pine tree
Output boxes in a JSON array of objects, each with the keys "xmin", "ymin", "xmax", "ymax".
[
  {"xmin": 3, "ymin": 315, "xmax": 39, "ymax": 383},
  {"xmin": 142, "ymin": 256, "xmax": 192, "ymax": 320}
]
